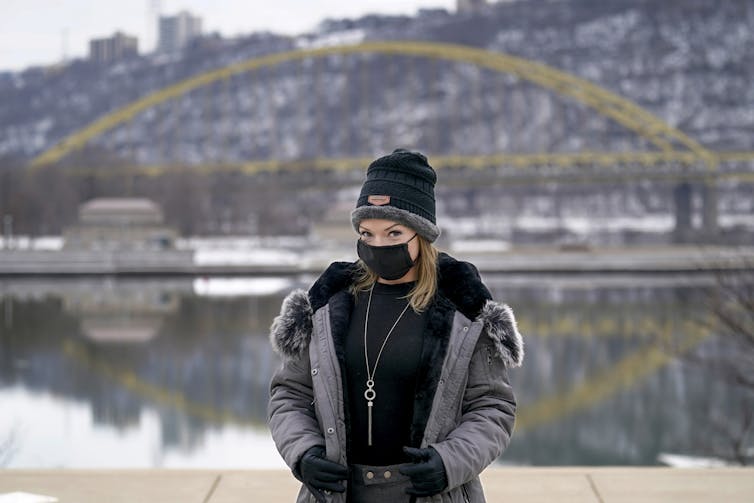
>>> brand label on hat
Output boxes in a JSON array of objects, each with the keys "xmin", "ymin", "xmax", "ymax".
[{"xmin": 368, "ymin": 195, "xmax": 391, "ymax": 206}]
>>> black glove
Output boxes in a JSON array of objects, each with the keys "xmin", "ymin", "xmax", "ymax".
[
  {"xmin": 399, "ymin": 446, "xmax": 449, "ymax": 497},
  {"xmin": 298, "ymin": 446, "xmax": 348, "ymax": 503}
]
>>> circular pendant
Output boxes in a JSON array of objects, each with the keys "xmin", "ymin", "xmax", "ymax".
[{"xmin": 364, "ymin": 379, "xmax": 376, "ymax": 401}]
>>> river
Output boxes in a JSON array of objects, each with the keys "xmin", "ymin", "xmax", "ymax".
[{"xmin": 0, "ymin": 272, "xmax": 750, "ymax": 467}]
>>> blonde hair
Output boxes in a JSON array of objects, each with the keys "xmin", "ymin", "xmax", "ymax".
[{"xmin": 350, "ymin": 236, "xmax": 439, "ymax": 312}]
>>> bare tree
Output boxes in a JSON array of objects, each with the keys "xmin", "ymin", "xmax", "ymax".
[
  {"xmin": 690, "ymin": 265, "xmax": 754, "ymax": 465},
  {"xmin": 707, "ymin": 266, "xmax": 754, "ymax": 376}
]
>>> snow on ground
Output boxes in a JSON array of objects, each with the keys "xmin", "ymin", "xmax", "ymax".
[
  {"xmin": 511, "ymin": 215, "xmax": 675, "ymax": 234},
  {"xmin": 450, "ymin": 239, "xmax": 511, "ymax": 254},
  {"xmin": 295, "ymin": 29, "xmax": 365, "ymax": 49},
  {"xmin": 193, "ymin": 248, "xmax": 299, "ymax": 266},
  {"xmin": 657, "ymin": 452, "xmax": 733, "ymax": 468},
  {"xmin": 175, "ymin": 236, "xmax": 309, "ymax": 251},
  {"xmin": 0, "ymin": 236, "xmax": 64, "ymax": 250},
  {"xmin": 178, "ymin": 236, "xmax": 306, "ymax": 266}
]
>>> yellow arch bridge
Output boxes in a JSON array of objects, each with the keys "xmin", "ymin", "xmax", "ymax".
[
  {"xmin": 30, "ymin": 41, "xmax": 753, "ymax": 175},
  {"xmin": 28, "ymin": 41, "xmax": 754, "ymax": 236}
]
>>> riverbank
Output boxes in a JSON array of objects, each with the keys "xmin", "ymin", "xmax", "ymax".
[
  {"xmin": 1, "ymin": 467, "xmax": 752, "ymax": 502},
  {"xmin": 0, "ymin": 245, "xmax": 752, "ymax": 276}
]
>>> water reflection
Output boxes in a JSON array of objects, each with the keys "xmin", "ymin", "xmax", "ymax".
[
  {"xmin": 0, "ymin": 273, "xmax": 750, "ymax": 467},
  {"xmin": 63, "ymin": 279, "xmax": 181, "ymax": 343},
  {"xmin": 1, "ymin": 277, "xmax": 293, "ymax": 467}
]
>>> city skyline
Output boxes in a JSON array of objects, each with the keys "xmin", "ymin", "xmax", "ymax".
[{"xmin": 0, "ymin": 0, "xmax": 457, "ymax": 72}]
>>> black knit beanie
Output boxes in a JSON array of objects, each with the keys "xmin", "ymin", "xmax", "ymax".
[{"xmin": 351, "ymin": 148, "xmax": 440, "ymax": 242}]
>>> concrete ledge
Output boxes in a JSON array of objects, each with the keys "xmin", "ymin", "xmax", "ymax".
[
  {"xmin": 1, "ymin": 468, "xmax": 752, "ymax": 502},
  {"xmin": 1, "ymin": 246, "xmax": 753, "ymax": 276}
]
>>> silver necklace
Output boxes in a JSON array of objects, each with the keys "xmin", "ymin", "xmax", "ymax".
[{"xmin": 363, "ymin": 283, "xmax": 412, "ymax": 446}]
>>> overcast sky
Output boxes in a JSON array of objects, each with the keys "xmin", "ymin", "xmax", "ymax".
[{"xmin": 0, "ymin": 0, "xmax": 456, "ymax": 72}]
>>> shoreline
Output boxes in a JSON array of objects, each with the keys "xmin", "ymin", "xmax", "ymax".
[{"xmin": 0, "ymin": 245, "xmax": 752, "ymax": 276}]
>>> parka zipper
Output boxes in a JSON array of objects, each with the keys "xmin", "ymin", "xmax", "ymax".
[{"xmin": 461, "ymin": 484, "xmax": 471, "ymax": 503}]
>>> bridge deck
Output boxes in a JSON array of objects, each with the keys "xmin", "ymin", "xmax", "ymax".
[{"xmin": 1, "ymin": 467, "xmax": 752, "ymax": 502}]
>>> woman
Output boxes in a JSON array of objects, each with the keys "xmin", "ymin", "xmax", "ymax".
[{"xmin": 268, "ymin": 149, "xmax": 523, "ymax": 502}]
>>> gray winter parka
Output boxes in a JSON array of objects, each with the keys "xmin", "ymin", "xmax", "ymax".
[{"xmin": 268, "ymin": 253, "xmax": 524, "ymax": 502}]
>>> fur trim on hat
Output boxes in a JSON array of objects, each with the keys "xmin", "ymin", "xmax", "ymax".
[
  {"xmin": 477, "ymin": 300, "xmax": 524, "ymax": 367},
  {"xmin": 351, "ymin": 205, "xmax": 441, "ymax": 242}
]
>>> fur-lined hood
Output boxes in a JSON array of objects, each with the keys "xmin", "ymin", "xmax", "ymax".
[{"xmin": 270, "ymin": 252, "xmax": 523, "ymax": 367}]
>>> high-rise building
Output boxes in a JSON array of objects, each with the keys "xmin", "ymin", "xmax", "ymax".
[
  {"xmin": 158, "ymin": 11, "xmax": 203, "ymax": 53},
  {"xmin": 457, "ymin": 0, "xmax": 489, "ymax": 12},
  {"xmin": 89, "ymin": 32, "xmax": 138, "ymax": 64}
]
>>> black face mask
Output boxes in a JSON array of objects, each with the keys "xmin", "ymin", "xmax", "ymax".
[{"xmin": 357, "ymin": 233, "xmax": 418, "ymax": 281}]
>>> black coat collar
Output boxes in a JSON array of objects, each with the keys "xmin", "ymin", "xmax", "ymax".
[
  {"xmin": 270, "ymin": 252, "xmax": 523, "ymax": 368},
  {"xmin": 309, "ymin": 252, "xmax": 493, "ymax": 320}
]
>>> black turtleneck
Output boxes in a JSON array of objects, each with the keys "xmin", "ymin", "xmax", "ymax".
[{"xmin": 344, "ymin": 281, "xmax": 427, "ymax": 465}]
